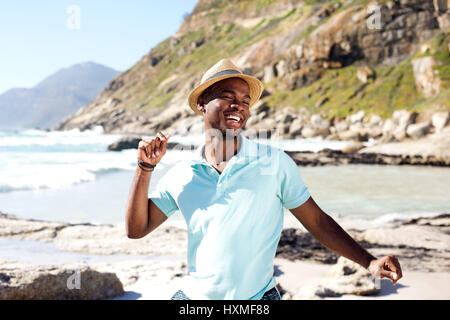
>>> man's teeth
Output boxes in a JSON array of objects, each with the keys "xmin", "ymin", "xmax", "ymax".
[{"xmin": 226, "ymin": 116, "xmax": 240, "ymax": 122}]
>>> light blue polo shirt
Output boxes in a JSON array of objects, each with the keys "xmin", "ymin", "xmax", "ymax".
[{"xmin": 149, "ymin": 133, "xmax": 310, "ymax": 300}]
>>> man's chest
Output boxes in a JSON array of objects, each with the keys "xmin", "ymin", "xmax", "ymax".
[{"xmin": 176, "ymin": 164, "xmax": 279, "ymax": 217}]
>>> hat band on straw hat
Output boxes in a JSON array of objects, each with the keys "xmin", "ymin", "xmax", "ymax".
[{"xmin": 204, "ymin": 69, "xmax": 242, "ymax": 83}]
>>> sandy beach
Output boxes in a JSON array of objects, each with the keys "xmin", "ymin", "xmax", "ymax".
[{"xmin": 1, "ymin": 210, "xmax": 448, "ymax": 300}]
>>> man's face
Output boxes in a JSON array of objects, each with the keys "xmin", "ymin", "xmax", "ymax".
[{"xmin": 198, "ymin": 78, "xmax": 251, "ymax": 135}]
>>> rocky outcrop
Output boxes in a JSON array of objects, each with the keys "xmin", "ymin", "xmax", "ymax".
[
  {"xmin": 359, "ymin": 126, "xmax": 450, "ymax": 165},
  {"xmin": 0, "ymin": 262, "xmax": 123, "ymax": 300},
  {"xmin": 411, "ymin": 57, "xmax": 442, "ymax": 98},
  {"xmin": 0, "ymin": 212, "xmax": 188, "ymax": 256},
  {"xmin": 54, "ymin": 0, "xmax": 446, "ymax": 141},
  {"xmin": 1, "ymin": 212, "xmax": 449, "ymax": 299},
  {"xmin": 281, "ymin": 214, "xmax": 450, "ymax": 299},
  {"xmin": 432, "ymin": 111, "xmax": 450, "ymax": 132},
  {"xmin": 277, "ymin": 228, "xmax": 339, "ymax": 264},
  {"xmin": 278, "ymin": 214, "xmax": 450, "ymax": 274},
  {"xmin": 107, "ymin": 135, "xmax": 141, "ymax": 151},
  {"xmin": 106, "ymin": 135, "xmax": 196, "ymax": 151},
  {"xmin": 287, "ymin": 257, "xmax": 380, "ymax": 299}
]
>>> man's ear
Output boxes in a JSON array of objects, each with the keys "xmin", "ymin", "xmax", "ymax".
[{"xmin": 197, "ymin": 97, "xmax": 206, "ymax": 113}]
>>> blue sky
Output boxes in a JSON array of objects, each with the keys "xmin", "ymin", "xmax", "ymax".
[{"xmin": 0, "ymin": 1, "xmax": 198, "ymax": 94}]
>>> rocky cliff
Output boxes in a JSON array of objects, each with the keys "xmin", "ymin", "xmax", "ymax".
[{"xmin": 55, "ymin": 0, "xmax": 449, "ymax": 140}]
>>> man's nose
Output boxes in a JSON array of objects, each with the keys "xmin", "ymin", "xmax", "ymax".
[{"xmin": 230, "ymin": 99, "xmax": 246, "ymax": 110}]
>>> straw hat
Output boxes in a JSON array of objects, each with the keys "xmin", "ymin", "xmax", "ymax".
[{"xmin": 188, "ymin": 58, "xmax": 264, "ymax": 116}]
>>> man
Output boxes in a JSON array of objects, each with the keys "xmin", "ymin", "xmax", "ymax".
[{"xmin": 125, "ymin": 59, "xmax": 402, "ymax": 300}]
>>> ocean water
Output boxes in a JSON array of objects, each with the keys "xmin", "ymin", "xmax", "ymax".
[{"xmin": 1, "ymin": 127, "xmax": 449, "ymax": 226}]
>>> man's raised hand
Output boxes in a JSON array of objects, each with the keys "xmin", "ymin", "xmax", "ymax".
[
  {"xmin": 368, "ymin": 255, "xmax": 403, "ymax": 285},
  {"xmin": 138, "ymin": 131, "xmax": 171, "ymax": 166}
]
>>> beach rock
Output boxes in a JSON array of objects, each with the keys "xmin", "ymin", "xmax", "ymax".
[
  {"xmin": 0, "ymin": 262, "xmax": 123, "ymax": 300},
  {"xmin": 53, "ymin": 224, "xmax": 187, "ymax": 256},
  {"xmin": 358, "ymin": 224, "xmax": 450, "ymax": 251},
  {"xmin": 295, "ymin": 45, "xmax": 303, "ymax": 59},
  {"xmin": 0, "ymin": 212, "xmax": 69, "ymax": 242},
  {"xmin": 411, "ymin": 57, "xmax": 442, "ymax": 98},
  {"xmin": 310, "ymin": 115, "xmax": 330, "ymax": 136},
  {"xmin": 263, "ymin": 65, "xmax": 276, "ymax": 83},
  {"xmin": 277, "ymin": 228, "xmax": 339, "ymax": 264},
  {"xmin": 349, "ymin": 110, "xmax": 365, "ymax": 124},
  {"xmin": 337, "ymin": 130, "xmax": 361, "ymax": 141},
  {"xmin": 357, "ymin": 66, "xmax": 375, "ymax": 83},
  {"xmin": 393, "ymin": 125, "xmax": 407, "ymax": 141},
  {"xmin": 432, "ymin": 111, "xmax": 450, "ymax": 132},
  {"xmin": 290, "ymin": 285, "xmax": 332, "ymax": 300},
  {"xmin": 334, "ymin": 120, "xmax": 348, "ymax": 133},
  {"xmin": 300, "ymin": 125, "xmax": 317, "ymax": 138},
  {"xmin": 275, "ymin": 60, "xmax": 288, "ymax": 78},
  {"xmin": 360, "ymin": 126, "xmax": 450, "ymax": 165},
  {"xmin": 403, "ymin": 213, "xmax": 450, "ymax": 227},
  {"xmin": 381, "ymin": 118, "xmax": 395, "ymax": 139},
  {"xmin": 393, "ymin": 110, "xmax": 417, "ymax": 127},
  {"xmin": 288, "ymin": 117, "xmax": 304, "ymax": 137},
  {"xmin": 107, "ymin": 136, "xmax": 141, "ymax": 151},
  {"xmin": 406, "ymin": 122, "xmax": 431, "ymax": 139},
  {"xmin": 290, "ymin": 257, "xmax": 380, "ymax": 299},
  {"xmin": 275, "ymin": 112, "xmax": 294, "ymax": 125},
  {"xmin": 276, "ymin": 123, "xmax": 290, "ymax": 137},
  {"xmin": 368, "ymin": 114, "xmax": 383, "ymax": 128},
  {"xmin": 341, "ymin": 141, "xmax": 364, "ymax": 153},
  {"xmin": 323, "ymin": 257, "xmax": 380, "ymax": 296},
  {"xmin": 366, "ymin": 126, "xmax": 383, "ymax": 139},
  {"xmin": 434, "ymin": 0, "xmax": 450, "ymax": 30}
]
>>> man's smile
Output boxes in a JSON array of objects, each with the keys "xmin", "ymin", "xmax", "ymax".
[{"xmin": 224, "ymin": 112, "xmax": 244, "ymax": 126}]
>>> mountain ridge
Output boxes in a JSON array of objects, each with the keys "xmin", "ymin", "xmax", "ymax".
[
  {"xmin": 54, "ymin": 0, "xmax": 449, "ymax": 139},
  {"xmin": 0, "ymin": 61, "xmax": 120, "ymax": 130}
]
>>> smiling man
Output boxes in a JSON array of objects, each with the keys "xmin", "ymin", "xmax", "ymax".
[{"xmin": 125, "ymin": 58, "xmax": 402, "ymax": 300}]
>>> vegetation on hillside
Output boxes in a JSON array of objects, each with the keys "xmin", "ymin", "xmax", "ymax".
[{"xmin": 123, "ymin": 0, "xmax": 449, "ymax": 120}]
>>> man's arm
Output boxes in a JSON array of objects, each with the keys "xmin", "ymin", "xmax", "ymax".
[
  {"xmin": 289, "ymin": 197, "xmax": 402, "ymax": 284},
  {"xmin": 125, "ymin": 166, "xmax": 168, "ymax": 239},
  {"xmin": 125, "ymin": 132, "xmax": 170, "ymax": 239}
]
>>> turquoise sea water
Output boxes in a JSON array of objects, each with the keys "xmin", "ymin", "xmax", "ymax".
[{"xmin": 1, "ymin": 127, "xmax": 449, "ymax": 225}]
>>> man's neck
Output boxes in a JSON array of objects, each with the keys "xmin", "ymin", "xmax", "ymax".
[{"xmin": 204, "ymin": 129, "xmax": 241, "ymax": 165}]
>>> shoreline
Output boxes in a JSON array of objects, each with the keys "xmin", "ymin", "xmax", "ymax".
[{"xmin": 0, "ymin": 210, "xmax": 449, "ymax": 299}]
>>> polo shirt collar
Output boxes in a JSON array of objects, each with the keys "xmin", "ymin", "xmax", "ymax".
[{"xmin": 190, "ymin": 133, "xmax": 258, "ymax": 167}]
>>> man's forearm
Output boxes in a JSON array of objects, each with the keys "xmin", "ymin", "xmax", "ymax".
[
  {"xmin": 308, "ymin": 213, "xmax": 376, "ymax": 268},
  {"xmin": 125, "ymin": 166, "xmax": 152, "ymax": 237}
]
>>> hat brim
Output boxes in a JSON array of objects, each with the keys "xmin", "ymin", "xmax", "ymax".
[{"xmin": 188, "ymin": 74, "xmax": 264, "ymax": 116}]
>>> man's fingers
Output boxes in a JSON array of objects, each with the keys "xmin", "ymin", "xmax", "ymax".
[
  {"xmin": 157, "ymin": 131, "xmax": 167, "ymax": 140},
  {"xmin": 384, "ymin": 255, "xmax": 402, "ymax": 284},
  {"xmin": 392, "ymin": 257, "xmax": 403, "ymax": 280},
  {"xmin": 154, "ymin": 137, "xmax": 161, "ymax": 156},
  {"xmin": 148, "ymin": 139, "xmax": 156, "ymax": 158},
  {"xmin": 139, "ymin": 133, "xmax": 170, "ymax": 160},
  {"xmin": 380, "ymin": 269, "xmax": 399, "ymax": 284},
  {"xmin": 385, "ymin": 256, "xmax": 402, "ymax": 280},
  {"xmin": 160, "ymin": 134, "xmax": 171, "ymax": 153}
]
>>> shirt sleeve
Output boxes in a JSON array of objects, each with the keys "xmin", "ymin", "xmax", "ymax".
[
  {"xmin": 148, "ymin": 170, "xmax": 179, "ymax": 218},
  {"xmin": 277, "ymin": 150, "xmax": 311, "ymax": 210}
]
